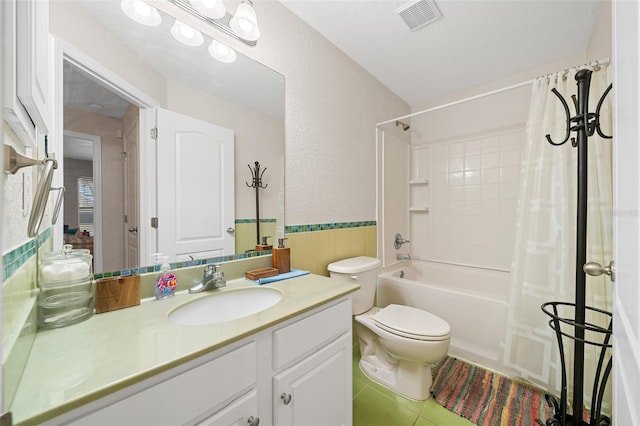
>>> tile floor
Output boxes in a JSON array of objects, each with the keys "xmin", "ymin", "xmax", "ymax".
[{"xmin": 352, "ymin": 344, "xmax": 475, "ymax": 426}]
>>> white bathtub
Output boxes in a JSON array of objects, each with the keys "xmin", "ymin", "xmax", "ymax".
[{"xmin": 376, "ymin": 260, "xmax": 509, "ymax": 371}]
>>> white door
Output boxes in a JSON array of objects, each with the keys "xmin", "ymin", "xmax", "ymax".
[
  {"xmin": 612, "ymin": 1, "xmax": 640, "ymax": 424},
  {"xmin": 156, "ymin": 108, "xmax": 235, "ymax": 261}
]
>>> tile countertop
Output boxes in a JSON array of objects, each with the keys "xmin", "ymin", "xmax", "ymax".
[{"xmin": 10, "ymin": 274, "xmax": 359, "ymax": 425}]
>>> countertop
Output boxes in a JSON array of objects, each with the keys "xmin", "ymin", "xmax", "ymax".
[{"xmin": 10, "ymin": 274, "xmax": 359, "ymax": 425}]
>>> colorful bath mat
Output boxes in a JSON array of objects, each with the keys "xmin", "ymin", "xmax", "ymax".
[{"xmin": 431, "ymin": 357, "xmax": 553, "ymax": 426}]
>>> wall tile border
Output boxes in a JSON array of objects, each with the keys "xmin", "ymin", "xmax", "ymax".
[
  {"xmin": 235, "ymin": 218, "xmax": 277, "ymax": 224},
  {"xmin": 285, "ymin": 221, "xmax": 376, "ymax": 234},
  {"xmin": 3, "ymin": 228, "xmax": 51, "ymax": 281}
]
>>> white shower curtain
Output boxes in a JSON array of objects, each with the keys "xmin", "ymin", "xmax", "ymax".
[{"xmin": 501, "ymin": 64, "xmax": 613, "ymax": 413}]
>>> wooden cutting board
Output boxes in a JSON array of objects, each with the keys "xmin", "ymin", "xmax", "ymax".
[{"xmin": 95, "ymin": 275, "xmax": 141, "ymax": 313}]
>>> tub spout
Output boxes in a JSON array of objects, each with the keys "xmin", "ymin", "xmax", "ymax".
[{"xmin": 397, "ymin": 253, "xmax": 411, "ymax": 261}]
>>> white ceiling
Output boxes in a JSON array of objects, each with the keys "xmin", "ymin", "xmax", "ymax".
[{"xmin": 278, "ymin": 0, "xmax": 602, "ymax": 107}]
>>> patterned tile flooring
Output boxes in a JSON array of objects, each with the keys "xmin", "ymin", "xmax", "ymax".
[{"xmin": 352, "ymin": 345, "xmax": 475, "ymax": 426}]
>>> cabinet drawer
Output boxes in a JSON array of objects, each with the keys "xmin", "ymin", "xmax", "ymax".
[
  {"xmin": 69, "ymin": 341, "xmax": 257, "ymax": 425},
  {"xmin": 273, "ymin": 298, "xmax": 351, "ymax": 370},
  {"xmin": 195, "ymin": 389, "xmax": 258, "ymax": 426}
]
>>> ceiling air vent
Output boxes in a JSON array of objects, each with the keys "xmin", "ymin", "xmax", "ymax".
[{"xmin": 395, "ymin": 0, "xmax": 442, "ymax": 31}]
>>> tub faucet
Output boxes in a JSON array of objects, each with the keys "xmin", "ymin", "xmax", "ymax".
[
  {"xmin": 397, "ymin": 253, "xmax": 411, "ymax": 261},
  {"xmin": 394, "ymin": 233, "xmax": 411, "ymax": 249},
  {"xmin": 188, "ymin": 264, "xmax": 226, "ymax": 293}
]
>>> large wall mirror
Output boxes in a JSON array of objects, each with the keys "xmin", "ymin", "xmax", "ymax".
[{"xmin": 51, "ymin": 0, "xmax": 285, "ymax": 274}]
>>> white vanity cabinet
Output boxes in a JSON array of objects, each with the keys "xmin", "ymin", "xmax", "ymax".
[
  {"xmin": 273, "ymin": 334, "xmax": 351, "ymax": 426},
  {"xmin": 272, "ymin": 298, "xmax": 352, "ymax": 426},
  {"xmin": 3, "ymin": 0, "xmax": 50, "ymax": 145},
  {"xmin": 48, "ymin": 297, "xmax": 352, "ymax": 426}
]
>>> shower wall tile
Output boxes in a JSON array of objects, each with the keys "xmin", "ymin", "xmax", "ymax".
[{"xmin": 416, "ymin": 127, "xmax": 524, "ymax": 270}]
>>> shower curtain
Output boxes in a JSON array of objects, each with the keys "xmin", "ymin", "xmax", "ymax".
[{"xmin": 501, "ymin": 64, "xmax": 613, "ymax": 413}]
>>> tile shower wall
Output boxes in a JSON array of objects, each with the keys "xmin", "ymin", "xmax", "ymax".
[{"xmin": 412, "ymin": 127, "xmax": 523, "ymax": 270}]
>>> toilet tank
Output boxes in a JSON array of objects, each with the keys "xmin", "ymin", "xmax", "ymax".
[{"xmin": 328, "ymin": 256, "xmax": 382, "ymax": 315}]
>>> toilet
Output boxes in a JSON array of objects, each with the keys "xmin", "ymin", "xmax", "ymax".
[{"xmin": 328, "ymin": 256, "xmax": 451, "ymax": 401}]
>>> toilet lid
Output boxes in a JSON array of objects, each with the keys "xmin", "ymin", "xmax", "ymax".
[{"xmin": 373, "ymin": 304, "xmax": 451, "ymax": 340}]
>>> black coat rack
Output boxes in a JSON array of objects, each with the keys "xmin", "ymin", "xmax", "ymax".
[
  {"xmin": 246, "ymin": 161, "xmax": 268, "ymax": 245},
  {"xmin": 540, "ymin": 69, "xmax": 613, "ymax": 426}
]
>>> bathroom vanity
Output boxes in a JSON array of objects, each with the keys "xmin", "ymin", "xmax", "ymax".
[{"xmin": 10, "ymin": 274, "xmax": 358, "ymax": 425}]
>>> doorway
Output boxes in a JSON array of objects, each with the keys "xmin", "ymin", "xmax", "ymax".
[
  {"xmin": 62, "ymin": 59, "xmax": 140, "ymax": 273},
  {"xmin": 62, "ymin": 130, "xmax": 102, "ymax": 270}
]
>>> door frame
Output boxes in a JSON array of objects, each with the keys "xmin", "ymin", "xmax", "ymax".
[
  {"xmin": 51, "ymin": 36, "xmax": 158, "ymax": 270},
  {"xmin": 62, "ymin": 130, "xmax": 102, "ymax": 270}
]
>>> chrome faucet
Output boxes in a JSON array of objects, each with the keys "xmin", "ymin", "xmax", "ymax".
[
  {"xmin": 397, "ymin": 253, "xmax": 412, "ymax": 261},
  {"xmin": 394, "ymin": 233, "xmax": 410, "ymax": 249},
  {"xmin": 188, "ymin": 264, "xmax": 226, "ymax": 293}
]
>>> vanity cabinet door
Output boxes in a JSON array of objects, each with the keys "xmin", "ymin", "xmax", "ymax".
[{"xmin": 273, "ymin": 333, "xmax": 352, "ymax": 426}]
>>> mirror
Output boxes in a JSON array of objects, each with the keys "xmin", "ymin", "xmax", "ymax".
[{"xmin": 53, "ymin": 0, "xmax": 285, "ymax": 274}]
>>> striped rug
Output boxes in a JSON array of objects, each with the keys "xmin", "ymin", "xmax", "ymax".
[{"xmin": 431, "ymin": 357, "xmax": 552, "ymax": 426}]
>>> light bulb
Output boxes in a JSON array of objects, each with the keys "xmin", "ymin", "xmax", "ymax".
[
  {"xmin": 171, "ymin": 20, "xmax": 204, "ymax": 46},
  {"xmin": 133, "ymin": 0, "xmax": 151, "ymax": 16},
  {"xmin": 229, "ymin": 1, "xmax": 260, "ymax": 41},
  {"xmin": 120, "ymin": 0, "xmax": 161, "ymax": 26},
  {"xmin": 238, "ymin": 17, "xmax": 253, "ymax": 32},
  {"xmin": 208, "ymin": 40, "xmax": 237, "ymax": 63}
]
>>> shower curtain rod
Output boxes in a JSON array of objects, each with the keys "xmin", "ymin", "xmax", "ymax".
[{"xmin": 378, "ymin": 57, "xmax": 610, "ymax": 127}]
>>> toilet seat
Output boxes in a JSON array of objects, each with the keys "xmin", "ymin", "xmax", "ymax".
[{"xmin": 373, "ymin": 304, "xmax": 451, "ymax": 341}]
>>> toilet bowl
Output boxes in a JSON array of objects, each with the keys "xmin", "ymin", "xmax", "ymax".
[{"xmin": 328, "ymin": 256, "xmax": 451, "ymax": 401}]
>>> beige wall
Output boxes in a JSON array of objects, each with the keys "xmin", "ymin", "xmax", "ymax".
[{"xmin": 288, "ymin": 226, "xmax": 378, "ymax": 276}]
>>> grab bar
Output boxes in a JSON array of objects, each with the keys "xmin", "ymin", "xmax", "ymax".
[{"xmin": 50, "ymin": 187, "xmax": 66, "ymax": 225}]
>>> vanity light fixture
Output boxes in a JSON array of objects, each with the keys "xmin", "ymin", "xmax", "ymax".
[
  {"xmin": 120, "ymin": 0, "xmax": 161, "ymax": 26},
  {"xmin": 208, "ymin": 40, "xmax": 237, "ymax": 63},
  {"xmin": 168, "ymin": 0, "xmax": 261, "ymax": 46},
  {"xmin": 171, "ymin": 19, "xmax": 205, "ymax": 46}
]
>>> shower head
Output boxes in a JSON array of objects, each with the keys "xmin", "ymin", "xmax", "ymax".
[{"xmin": 396, "ymin": 120, "xmax": 410, "ymax": 131}]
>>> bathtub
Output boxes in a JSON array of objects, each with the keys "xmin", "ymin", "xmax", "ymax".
[{"xmin": 376, "ymin": 260, "xmax": 509, "ymax": 371}]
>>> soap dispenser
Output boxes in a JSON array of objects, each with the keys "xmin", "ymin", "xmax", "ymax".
[
  {"xmin": 256, "ymin": 235, "xmax": 272, "ymax": 251},
  {"xmin": 153, "ymin": 254, "xmax": 177, "ymax": 300},
  {"xmin": 272, "ymin": 237, "xmax": 290, "ymax": 274}
]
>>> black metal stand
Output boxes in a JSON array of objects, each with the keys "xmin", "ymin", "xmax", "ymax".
[
  {"xmin": 539, "ymin": 69, "xmax": 613, "ymax": 426},
  {"xmin": 246, "ymin": 161, "xmax": 268, "ymax": 245}
]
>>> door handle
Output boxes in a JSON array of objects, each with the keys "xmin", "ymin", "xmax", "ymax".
[
  {"xmin": 583, "ymin": 260, "xmax": 615, "ymax": 282},
  {"xmin": 227, "ymin": 227, "xmax": 235, "ymax": 235},
  {"xmin": 128, "ymin": 227, "xmax": 138, "ymax": 233}
]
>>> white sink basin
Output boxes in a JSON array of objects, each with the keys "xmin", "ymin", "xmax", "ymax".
[{"xmin": 168, "ymin": 287, "xmax": 283, "ymax": 326}]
